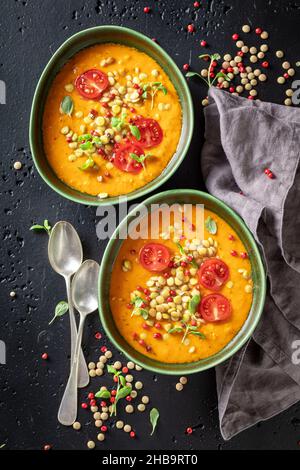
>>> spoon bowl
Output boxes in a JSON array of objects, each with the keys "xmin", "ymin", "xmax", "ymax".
[
  {"xmin": 72, "ymin": 260, "xmax": 100, "ymax": 316},
  {"xmin": 48, "ymin": 221, "xmax": 83, "ymax": 276}
]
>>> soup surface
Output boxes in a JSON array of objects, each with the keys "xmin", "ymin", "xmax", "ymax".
[
  {"xmin": 43, "ymin": 43, "xmax": 182, "ymax": 198},
  {"xmin": 110, "ymin": 206, "xmax": 253, "ymax": 363}
]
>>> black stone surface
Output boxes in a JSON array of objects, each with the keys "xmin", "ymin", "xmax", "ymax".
[{"xmin": 1, "ymin": 0, "xmax": 300, "ymax": 451}]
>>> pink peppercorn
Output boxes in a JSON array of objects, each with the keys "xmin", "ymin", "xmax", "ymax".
[
  {"xmin": 186, "ymin": 427, "xmax": 193, "ymax": 434},
  {"xmin": 194, "ymin": 1, "xmax": 200, "ymax": 7},
  {"xmin": 95, "ymin": 332, "xmax": 102, "ymax": 339},
  {"xmin": 255, "ymin": 27, "xmax": 262, "ymax": 34},
  {"xmin": 241, "ymin": 252, "xmax": 248, "ymax": 259},
  {"xmin": 262, "ymin": 61, "xmax": 269, "ymax": 68},
  {"xmin": 153, "ymin": 332, "xmax": 162, "ymax": 339},
  {"xmin": 143, "ymin": 6, "xmax": 150, "ymax": 13},
  {"xmin": 130, "ymin": 431, "xmax": 136, "ymax": 438},
  {"xmin": 200, "ymin": 40, "xmax": 207, "ymax": 47},
  {"xmin": 183, "ymin": 63, "xmax": 190, "ymax": 71},
  {"xmin": 101, "ymin": 425, "xmax": 108, "ymax": 432},
  {"xmin": 100, "ymin": 346, "xmax": 107, "ymax": 353},
  {"xmin": 41, "ymin": 352, "xmax": 48, "ymax": 360},
  {"xmin": 187, "ymin": 24, "xmax": 195, "ymax": 33},
  {"xmin": 81, "ymin": 402, "xmax": 88, "ymax": 409},
  {"xmin": 231, "ymin": 250, "xmax": 238, "ymax": 257},
  {"xmin": 232, "ymin": 33, "xmax": 239, "ymax": 40}
]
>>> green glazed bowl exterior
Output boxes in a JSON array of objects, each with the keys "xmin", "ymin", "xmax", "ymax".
[
  {"xmin": 98, "ymin": 189, "xmax": 266, "ymax": 375},
  {"xmin": 29, "ymin": 26, "xmax": 194, "ymax": 206}
]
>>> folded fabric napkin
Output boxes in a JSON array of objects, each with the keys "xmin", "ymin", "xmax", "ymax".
[{"xmin": 201, "ymin": 87, "xmax": 300, "ymax": 440}]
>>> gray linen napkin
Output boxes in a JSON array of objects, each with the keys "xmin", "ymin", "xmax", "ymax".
[{"xmin": 201, "ymin": 87, "xmax": 300, "ymax": 440}]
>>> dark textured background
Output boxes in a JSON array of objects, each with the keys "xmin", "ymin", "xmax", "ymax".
[{"xmin": 1, "ymin": 0, "xmax": 300, "ymax": 451}]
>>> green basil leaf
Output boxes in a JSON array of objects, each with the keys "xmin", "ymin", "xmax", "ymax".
[
  {"xmin": 49, "ymin": 300, "xmax": 69, "ymax": 325},
  {"xmin": 188, "ymin": 294, "xmax": 201, "ymax": 315},
  {"xmin": 150, "ymin": 407, "xmax": 160, "ymax": 436},
  {"xmin": 129, "ymin": 124, "xmax": 141, "ymax": 140},
  {"xmin": 116, "ymin": 386, "xmax": 131, "ymax": 401},
  {"xmin": 60, "ymin": 95, "xmax": 73, "ymax": 116},
  {"xmin": 142, "ymin": 91, "xmax": 148, "ymax": 99},
  {"xmin": 205, "ymin": 216, "xmax": 217, "ymax": 234},
  {"xmin": 95, "ymin": 389, "xmax": 111, "ymax": 399}
]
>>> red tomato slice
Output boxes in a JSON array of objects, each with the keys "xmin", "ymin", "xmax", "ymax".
[
  {"xmin": 75, "ymin": 69, "xmax": 109, "ymax": 99},
  {"xmin": 113, "ymin": 143, "xmax": 144, "ymax": 174},
  {"xmin": 131, "ymin": 118, "xmax": 163, "ymax": 148},
  {"xmin": 198, "ymin": 258, "xmax": 229, "ymax": 291},
  {"xmin": 199, "ymin": 294, "xmax": 232, "ymax": 322},
  {"xmin": 139, "ymin": 243, "xmax": 170, "ymax": 272}
]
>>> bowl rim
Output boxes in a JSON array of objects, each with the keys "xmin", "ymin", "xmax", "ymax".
[
  {"xmin": 29, "ymin": 25, "xmax": 194, "ymax": 206},
  {"xmin": 98, "ymin": 189, "xmax": 266, "ymax": 374}
]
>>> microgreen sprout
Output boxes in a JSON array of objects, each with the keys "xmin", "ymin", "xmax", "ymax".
[
  {"xmin": 142, "ymin": 82, "xmax": 167, "ymax": 109},
  {"xmin": 30, "ymin": 219, "xmax": 52, "ymax": 235},
  {"xmin": 186, "ymin": 53, "xmax": 230, "ymax": 87}
]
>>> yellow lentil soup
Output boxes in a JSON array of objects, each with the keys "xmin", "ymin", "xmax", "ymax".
[
  {"xmin": 43, "ymin": 43, "xmax": 182, "ymax": 198},
  {"xmin": 110, "ymin": 206, "xmax": 253, "ymax": 363}
]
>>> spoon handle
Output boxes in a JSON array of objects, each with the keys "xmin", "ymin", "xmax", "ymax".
[
  {"xmin": 66, "ymin": 276, "xmax": 89, "ymax": 388},
  {"xmin": 58, "ymin": 314, "xmax": 85, "ymax": 426}
]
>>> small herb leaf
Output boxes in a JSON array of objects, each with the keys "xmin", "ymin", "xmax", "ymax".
[
  {"xmin": 95, "ymin": 389, "xmax": 111, "ymax": 399},
  {"xmin": 30, "ymin": 219, "xmax": 52, "ymax": 235},
  {"xmin": 186, "ymin": 71, "xmax": 202, "ymax": 78},
  {"xmin": 79, "ymin": 157, "xmax": 94, "ymax": 170},
  {"xmin": 107, "ymin": 365, "xmax": 117, "ymax": 375},
  {"xmin": 60, "ymin": 95, "xmax": 74, "ymax": 116},
  {"xmin": 175, "ymin": 241, "xmax": 185, "ymax": 255},
  {"xmin": 129, "ymin": 124, "xmax": 141, "ymax": 140},
  {"xmin": 188, "ymin": 294, "xmax": 201, "ymax": 314},
  {"xmin": 205, "ymin": 216, "xmax": 217, "ymax": 234},
  {"xmin": 49, "ymin": 300, "xmax": 69, "ymax": 325},
  {"xmin": 116, "ymin": 386, "xmax": 131, "ymax": 401},
  {"xmin": 150, "ymin": 407, "xmax": 160, "ymax": 436}
]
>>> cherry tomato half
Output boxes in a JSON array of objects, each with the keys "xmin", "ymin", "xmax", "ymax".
[
  {"xmin": 199, "ymin": 294, "xmax": 232, "ymax": 322},
  {"xmin": 131, "ymin": 117, "xmax": 163, "ymax": 148},
  {"xmin": 113, "ymin": 143, "xmax": 144, "ymax": 174},
  {"xmin": 139, "ymin": 243, "xmax": 170, "ymax": 272},
  {"xmin": 198, "ymin": 258, "xmax": 229, "ymax": 291},
  {"xmin": 75, "ymin": 69, "xmax": 109, "ymax": 99}
]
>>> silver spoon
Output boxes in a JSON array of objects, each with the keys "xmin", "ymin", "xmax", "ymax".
[
  {"xmin": 48, "ymin": 221, "xmax": 89, "ymax": 388},
  {"xmin": 58, "ymin": 259, "xmax": 100, "ymax": 426}
]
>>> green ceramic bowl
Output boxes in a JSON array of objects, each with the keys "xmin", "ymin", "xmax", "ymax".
[
  {"xmin": 98, "ymin": 189, "xmax": 266, "ymax": 375},
  {"xmin": 29, "ymin": 26, "xmax": 194, "ymax": 206}
]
